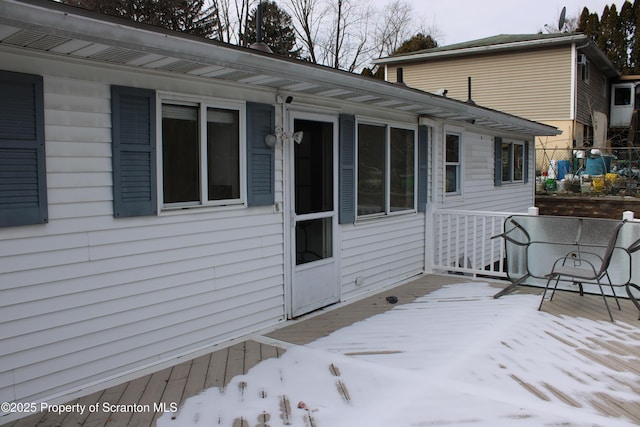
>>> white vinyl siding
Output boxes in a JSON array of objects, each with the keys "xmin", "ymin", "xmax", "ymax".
[
  {"xmin": 340, "ymin": 214, "xmax": 425, "ymax": 300},
  {"xmin": 0, "ymin": 74, "xmax": 285, "ymax": 405},
  {"xmin": 434, "ymin": 130, "xmax": 534, "ymax": 212}
]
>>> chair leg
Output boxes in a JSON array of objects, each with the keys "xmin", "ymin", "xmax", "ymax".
[
  {"xmin": 603, "ymin": 272, "xmax": 621, "ymax": 310},
  {"xmin": 625, "ymin": 283, "xmax": 640, "ymax": 321},
  {"xmin": 596, "ymin": 280, "xmax": 615, "ymax": 322},
  {"xmin": 549, "ymin": 276, "xmax": 561, "ymax": 302},
  {"xmin": 539, "ymin": 275, "xmax": 557, "ymax": 311}
]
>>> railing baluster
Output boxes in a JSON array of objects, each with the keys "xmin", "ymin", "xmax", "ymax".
[{"xmin": 428, "ymin": 208, "xmax": 517, "ymax": 278}]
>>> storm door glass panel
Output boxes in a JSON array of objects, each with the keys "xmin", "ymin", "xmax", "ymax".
[
  {"xmin": 502, "ymin": 142, "xmax": 511, "ymax": 182},
  {"xmin": 615, "ymin": 87, "xmax": 632, "ymax": 105},
  {"xmin": 390, "ymin": 128, "xmax": 415, "ymax": 212},
  {"xmin": 294, "ymin": 119, "xmax": 333, "ymax": 215},
  {"xmin": 207, "ymin": 107, "xmax": 240, "ymax": 201},
  {"xmin": 162, "ymin": 104, "xmax": 199, "ymax": 204},
  {"xmin": 358, "ymin": 124, "xmax": 385, "ymax": 215},
  {"xmin": 513, "ymin": 144, "xmax": 524, "ymax": 181},
  {"xmin": 296, "ymin": 217, "xmax": 333, "ymax": 265}
]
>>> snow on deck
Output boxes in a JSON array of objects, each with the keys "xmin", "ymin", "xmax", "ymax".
[{"xmin": 159, "ymin": 282, "xmax": 640, "ymax": 427}]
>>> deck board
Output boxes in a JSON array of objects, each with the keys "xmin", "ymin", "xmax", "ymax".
[
  {"xmin": 5, "ymin": 274, "xmax": 640, "ymax": 427},
  {"xmin": 205, "ymin": 347, "xmax": 228, "ymax": 390},
  {"xmin": 180, "ymin": 354, "xmax": 209, "ymax": 405},
  {"xmin": 225, "ymin": 343, "xmax": 246, "ymax": 386}
]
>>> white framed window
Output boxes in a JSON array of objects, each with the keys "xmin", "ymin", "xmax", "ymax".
[
  {"xmin": 445, "ymin": 132, "xmax": 462, "ymax": 195},
  {"xmin": 614, "ymin": 86, "xmax": 632, "ymax": 106},
  {"xmin": 159, "ymin": 95, "xmax": 245, "ymax": 208},
  {"xmin": 581, "ymin": 59, "xmax": 590, "ymax": 82},
  {"xmin": 501, "ymin": 141, "xmax": 524, "ymax": 183},
  {"xmin": 357, "ymin": 121, "xmax": 416, "ymax": 217}
]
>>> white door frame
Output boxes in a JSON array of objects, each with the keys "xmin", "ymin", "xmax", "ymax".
[{"xmin": 283, "ymin": 108, "xmax": 340, "ymax": 318}]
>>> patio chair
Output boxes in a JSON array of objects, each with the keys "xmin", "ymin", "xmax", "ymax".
[{"xmin": 539, "ymin": 219, "xmax": 640, "ymax": 321}]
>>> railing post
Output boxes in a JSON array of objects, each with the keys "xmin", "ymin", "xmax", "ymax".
[
  {"xmin": 623, "ymin": 210, "xmax": 635, "ymax": 221},
  {"xmin": 528, "ymin": 206, "xmax": 539, "ymax": 216},
  {"xmin": 425, "ymin": 204, "xmax": 435, "ymax": 274}
]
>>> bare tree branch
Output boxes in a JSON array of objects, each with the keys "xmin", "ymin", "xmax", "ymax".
[{"xmin": 287, "ymin": 0, "xmax": 322, "ymax": 63}]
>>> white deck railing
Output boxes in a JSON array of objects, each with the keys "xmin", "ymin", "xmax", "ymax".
[
  {"xmin": 427, "ymin": 208, "xmax": 524, "ymax": 278},
  {"xmin": 427, "ymin": 208, "xmax": 640, "ymax": 284}
]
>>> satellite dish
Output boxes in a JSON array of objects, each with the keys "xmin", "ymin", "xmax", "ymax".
[{"xmin": 558, "ymin": 6, "xmax": 567, "ymax": 32}]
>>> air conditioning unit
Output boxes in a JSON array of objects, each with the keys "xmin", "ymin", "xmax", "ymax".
[{"xmin": 577, "ymin": 54, "xmax": 587, "ymax": 65}]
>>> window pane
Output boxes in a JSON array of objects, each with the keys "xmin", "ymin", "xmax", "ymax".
[
  {"xmin": 446, "ymin": 134, "xmax": 459, "ymax": 163},
  {"xmin": 614, "ymin": 87, "xmax": 632, "ymax": 106},
  {"xmin": 296, "ymin": 217, "xmax": 333, "ymax": 265},
  {"xmin": 294, "ymin": 120, "xmax": 334, "ymax": 215},
  {"xmin": 445, "ymin": 133, "xmax": 460, "ymax": 194},
  {"xmin": 162, "ymin": 104, "xmax": 199, "ymax": 203},
  {"xmin": 207, "ymin": 108, "xmax": 240, "ymax": 201},
  {"xmin": 513, "ymin": 144, "xmax": 524, "ymax": 181},
  {"xmin": 358, "ymin": 124, "xmax": 385, "ymax": 215},
  {"xmin": 445, "ymin": 165, "xmax": 458, "ymax": 193},
  {"xmin": 390, "ymin": 128, "xmax": 414, "ymax": 211},
  {"xmin": 502, "ymin": 143, "xmax": 511, "ymax": 182}
]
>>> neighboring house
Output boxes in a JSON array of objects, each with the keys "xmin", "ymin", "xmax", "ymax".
[
  {"xmin": 0, "ymin": 0, "xmax": 558, "ymax": 418},
  {"xmin": 374, "ymin": 34, "xmax": 619, "ymax": 169}
]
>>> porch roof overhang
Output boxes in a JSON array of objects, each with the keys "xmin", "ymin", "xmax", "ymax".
[{"xmin": 0, "ymin": 0, "xmax": 560, "ymax": 138}]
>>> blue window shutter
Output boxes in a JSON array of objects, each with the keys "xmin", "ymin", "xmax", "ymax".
[
  {"xmin": 494, "ymin": 137, "xmax": 502, "ymax": 187},
  {"xmin": 417, "ymin": 125, "xmax": 429, "ymax": 212},
  {"xmin": 111, "ymin": 86, "xmax": 157, "ymax": 217},
  {"xmin": 246, "ymin": 102, "xmax": 275, "ymax": 207},
  {"xmin": 339, "ymin": 114, "xmax": 356, "ymax": 224},
  {"xmin": 0, "ymin": 71, "xmax": 48, "ymax": 227},
  {"xmin": 524, "ymin": 141, "xmax": 530, "ymax": 184}
]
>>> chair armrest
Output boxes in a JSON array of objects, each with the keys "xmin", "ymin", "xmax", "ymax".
[{"xmin": 545, "ymin": 255, "xmax": 599, "ymax": 279}]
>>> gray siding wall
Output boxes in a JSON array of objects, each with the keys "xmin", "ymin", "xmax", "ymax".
[{"xmin": 576, "ymin": 60, "xmax": 610, "ymax": 125}]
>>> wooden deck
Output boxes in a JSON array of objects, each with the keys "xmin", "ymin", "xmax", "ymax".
[{"xmin": 4, "ymin": 274, "xmax": 640, "ymax": 427}]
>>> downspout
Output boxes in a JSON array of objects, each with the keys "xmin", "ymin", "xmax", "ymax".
[
  {"xmin": 572, "ymin": 41, "xmax": 590, "ymax": 147},
  {"xmin": 571, "ymin": 43, "xmax": 578, "ymax": 146}
]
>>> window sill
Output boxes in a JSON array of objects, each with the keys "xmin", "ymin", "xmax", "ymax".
[
  {"xmin": 354, "ymin": 209, "xmax": 418, "ymax": 225},
  {"xmin": 159, "ymin": 202, "xmax": 247, "ymax": 216}
]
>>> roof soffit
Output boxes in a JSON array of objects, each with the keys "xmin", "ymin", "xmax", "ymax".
[{"xmin": 0, "ymin": 0, "xmax": 560, "ymax": 137}]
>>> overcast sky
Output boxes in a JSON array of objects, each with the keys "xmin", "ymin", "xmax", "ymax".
[{"xmin": 395, "ymin": 0, "xmax": 628, "ymax": 46}]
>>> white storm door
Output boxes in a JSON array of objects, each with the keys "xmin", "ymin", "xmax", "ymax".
[{"xmin": 289, "ymin": 113, "xmax": 340, "ymax": 317}]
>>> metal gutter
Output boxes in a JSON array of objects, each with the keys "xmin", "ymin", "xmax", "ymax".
[
  {"xmin": 1, "ymin": 0, "xmax": 561, "ymax": 137},
  {"xmin": 373, "ymin": 34, "xmax": 591, "ymax": 65}
]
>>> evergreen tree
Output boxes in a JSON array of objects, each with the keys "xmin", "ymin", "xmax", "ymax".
[
  {"xmin": 631, "ymin": 0, "xmax": 640, "ymax": 73},
  {"xmin": 598, "ymin": 5, "xmax": 628, "ymax": 71},
  {"xmin": 620, "ymin": 1, "xmax": 635, "ymax": 72},
  {"xmin": 392, "ymin": 33, "xmax": 438, "ymax": 55},
  {"xmin": 577, "ymin": 7, "xmax": 600, "ymax": 43},
  {"xmin": 63, "ymin": 0, "xmax": 219, "ymax": 39},
  {"xmin": 244, "ymin": 1, "xmax": 299, "ymax": 58},
  {"xmin": 360, "ymin": 33, "xmax": 437, "ymax": 80}
]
